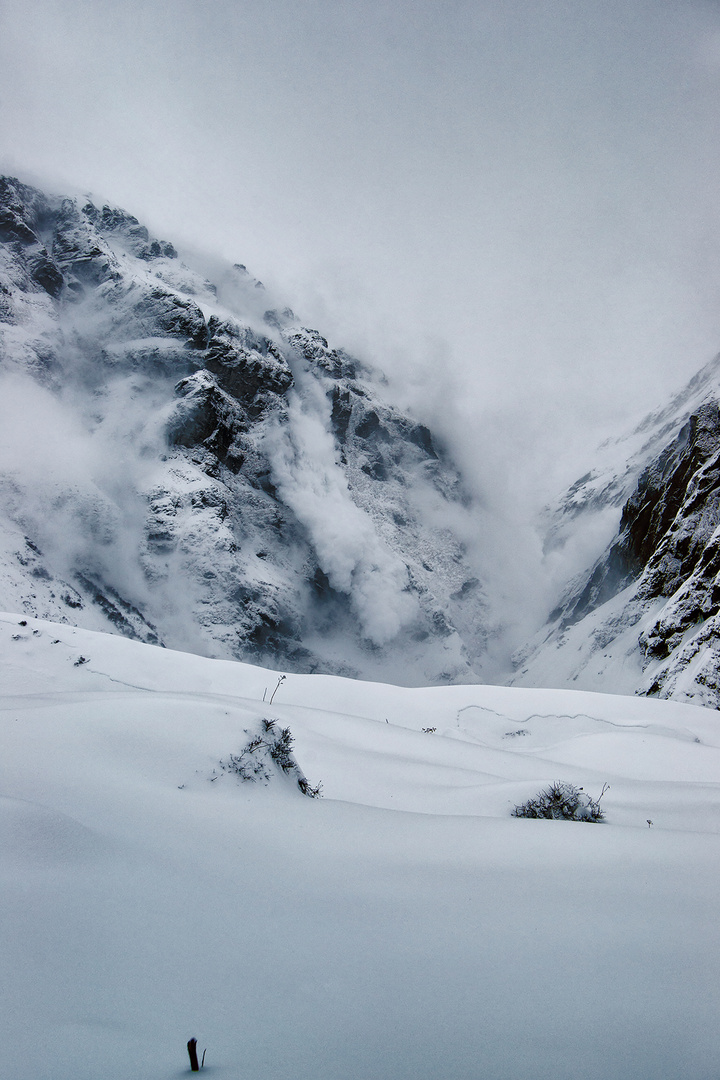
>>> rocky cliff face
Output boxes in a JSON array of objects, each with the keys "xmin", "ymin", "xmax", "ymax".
[
  {"xmin": 513, "ymin": 370, "xmax": 720, "ymax": 707},
  {"xmin": 0, "ymin": 176, "xmax": 488, "ymax": 683}
]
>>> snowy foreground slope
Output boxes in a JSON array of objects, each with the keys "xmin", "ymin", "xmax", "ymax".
[{"xmin": 3, "ymin": 614, "xmax": 719, "ymax": 1080}]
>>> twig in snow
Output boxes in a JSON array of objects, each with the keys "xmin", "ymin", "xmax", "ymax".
[{"xmin": 269, "ymin": 674, "xmax": 286, "ymax": 705}]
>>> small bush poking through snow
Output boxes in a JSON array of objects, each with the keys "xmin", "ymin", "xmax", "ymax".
[
  {"xmin": 513, "ymin": 781, "xmax": 607, "ymax": 822},
  {"xmin": 219, "ymin": 719, "xmax": 322, "ymax": 797}
]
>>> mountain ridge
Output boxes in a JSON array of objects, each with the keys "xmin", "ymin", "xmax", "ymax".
[
  {"xmin": 514, "ymin": 366, "xmax": 720, "ymax": 707},
  {"xmin": 7, "ymin": 173, "xmax": 720, "ymax": 705},
  {"xmin": 0, "ymin": 175, "xmax": 489, "ymax": 684}
]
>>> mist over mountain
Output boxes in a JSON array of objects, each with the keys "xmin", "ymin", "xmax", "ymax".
[
  {"xmin": 0, "ymin": 176, "xmax": 491, "ymax": 684},
  {"xmin": 6, "ymin": 173, "xmax": 720, "ymax": 705}
]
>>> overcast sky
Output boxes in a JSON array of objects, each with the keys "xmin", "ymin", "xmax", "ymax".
[{"xmin": 3, "ymin": 0, "xmax": 720, "ymax": 529}]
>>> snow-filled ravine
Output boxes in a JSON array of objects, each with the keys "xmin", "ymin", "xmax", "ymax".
[{"xmin": 2, "ymin": 612, "xmax": 719, "ymax": 1080}]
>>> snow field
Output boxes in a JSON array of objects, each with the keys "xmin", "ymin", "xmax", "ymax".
[{"xmin": 1, "ymin": 614, "xmax": 719, "ymax": 1079}]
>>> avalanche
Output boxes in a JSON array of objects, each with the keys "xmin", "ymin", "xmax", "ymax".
[{"xmin": 2, "ymin": 611, "xmax": 719, "ymax": 1080}]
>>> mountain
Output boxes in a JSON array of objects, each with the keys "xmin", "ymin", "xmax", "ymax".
[
  {"xmin": 8, "ymin": 172, "xmax": 720, "ymax": 703},
  {"xmin": 0, "ymin": 175, "xmax": 490, "ymax": 684},
  {"xmin": 512, "ymin": 353, "xmax": 720, "ymax": 706}
]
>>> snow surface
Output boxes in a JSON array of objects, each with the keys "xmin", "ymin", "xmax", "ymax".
[{"xmin": 2, "ymin": 612, "xmax": 720, "ymax": 1079}]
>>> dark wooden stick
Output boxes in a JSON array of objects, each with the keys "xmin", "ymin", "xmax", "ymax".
[{"xmin": 187, "ymin": 1038, "xmax": 200, "ymax": 1072}]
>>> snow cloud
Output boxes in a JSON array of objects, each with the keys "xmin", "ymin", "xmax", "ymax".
[
  {"xmin": 264, "ymin": 371, "xmax": 418, "ymax": 645},
  {"xmin": 0, "ymin": 361, "xmax": 208, "ymax": 651},
  {"xmin": 0, "ymin": 368, "xmax": 140, "ymax": 565}
]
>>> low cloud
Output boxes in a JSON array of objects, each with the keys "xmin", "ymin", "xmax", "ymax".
[{"xmin": 263, "ymin": 370, "xmax": 419, "ymax": 646}]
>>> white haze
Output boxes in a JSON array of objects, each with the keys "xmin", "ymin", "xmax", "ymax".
[
  {"xmin": 263, "ymin": 368, "xmax": 419, "ymax": 646},
  {"xmin": 0, "ymin": 367, "xmax": 211, "ymax": 655},
  {"xmin": 3, "ymin": 0, "xmax": 720, "ymax": 656}
]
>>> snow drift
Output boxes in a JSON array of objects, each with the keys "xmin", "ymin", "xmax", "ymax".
[{"xmin": 2, "ymin": 612, "xmax": 719, "ymax": 1079}]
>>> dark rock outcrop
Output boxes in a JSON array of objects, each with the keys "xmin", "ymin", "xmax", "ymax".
[
  {"xmin": 132, "ymin": 286, "xmax": 207, "ymax": 348},
  {"xmin": 204, "ymin": 317, "xmax": 293, "ymax": 413},
  {"xmin": 27, "ymin": 249, "xmax": 64, "ymax": 297}
]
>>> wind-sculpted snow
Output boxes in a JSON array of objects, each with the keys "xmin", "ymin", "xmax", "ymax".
[
  {"xmin": 0, "ymin": 176, "xmax": 487, "ymax": 683},
  {"xmin": 2, "ymin": 615, "xmax": 719, "ymax": 1079}
]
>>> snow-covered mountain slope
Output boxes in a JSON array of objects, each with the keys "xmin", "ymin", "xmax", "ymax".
[
  {"xmin": 2, "ymin": 613, "xmax": 719, "ymax": 1080},
  {"xmin": 514, "ymin": 362, "xmax": 720, "ymax": 706},
  {"xmin": 542, "ymin": 350, "xmax": 720, "ymax": 545},
  {"xmin": 0, "ymin": 176, "xmax": 487, "ymax": 684}
]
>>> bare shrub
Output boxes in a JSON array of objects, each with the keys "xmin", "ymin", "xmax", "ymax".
[
  {"xmin": 513, "ymin": 781, "xmax": 608, "ymax": 822},
  {"xmin": 219, "ymin": 720, "xmax": 322, "ymax": 798}
]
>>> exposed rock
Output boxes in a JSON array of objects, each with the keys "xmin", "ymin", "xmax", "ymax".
[
  {"xmin": 131, "ymin": 285, "xmax": 207, "ymax": 348},
  {"xmin": 27, "ymin": 248, "xmax": 64, "ymax": 297},
  {"xmin": 168, "ymin": 371, "xmax": 247, "ymax": 464},
  {"xmin": 204, "ymin": 316, "xmax": 292, "ymax": 412},
  {"xmin": 52, "ymin": 199, "xmax": 119, "ymax": 286},
  {"xmin": 92, "ymin": 201, "xmax": 178, "ymax": 261},
  {"xmin": 286, "ymin": 326, "xmax": 358, "ymax": 379},
  {"xmin": 0, "ymin": 177, "xmax": 46, "ymax": 244},
  {"xmin": 99, "ymin": 204, "xmax": 149, "ymax": 244}
]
